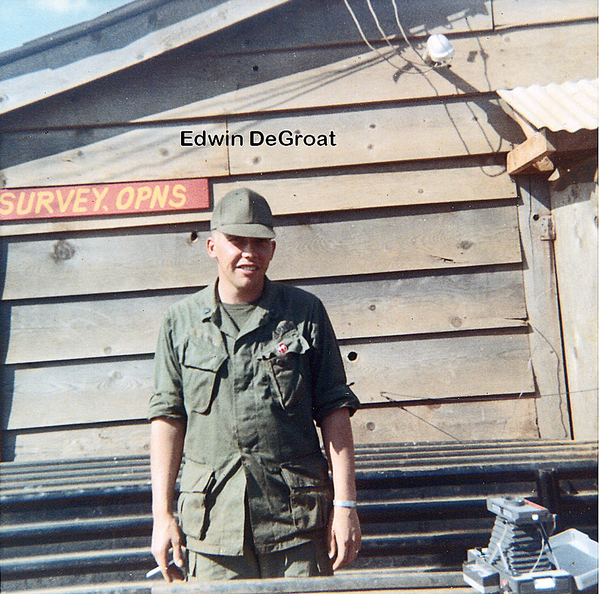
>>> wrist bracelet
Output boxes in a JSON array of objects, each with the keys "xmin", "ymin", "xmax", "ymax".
[{"xmin": 333, "ymin": 499, "xmax": 357, "ymax": 508}]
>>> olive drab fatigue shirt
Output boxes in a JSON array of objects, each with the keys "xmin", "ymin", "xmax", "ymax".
[{"xmin": 149, "ymin": 278, "xmax": 359, "ymax": 556}]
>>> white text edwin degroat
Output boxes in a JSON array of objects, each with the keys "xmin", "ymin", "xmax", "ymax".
[{"xmin": 180, "ymin": 129, "xmax": 337, "ymax": 148}]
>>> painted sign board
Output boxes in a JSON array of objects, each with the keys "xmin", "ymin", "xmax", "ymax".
[{"xmin": 0, "ymin": 178, "xmax": 210, "ymax": 221}]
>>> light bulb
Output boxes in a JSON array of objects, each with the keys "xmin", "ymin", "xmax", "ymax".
[{"xmin": 425, "ymin": 34, "xmax": 454, "ymax": 65}]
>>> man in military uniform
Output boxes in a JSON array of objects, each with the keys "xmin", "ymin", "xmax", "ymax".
[{"xmin": 149, "ymin": 188, "xmax": 361, "ymax": 582}]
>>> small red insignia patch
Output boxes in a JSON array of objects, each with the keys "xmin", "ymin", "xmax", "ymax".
[{"xmin": 276, "ymin": 342, "xmax": 288, "ymax": 355}]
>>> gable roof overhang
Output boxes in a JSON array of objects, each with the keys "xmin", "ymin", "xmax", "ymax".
[{"xmin": 0, "ymin": 0, "xmax": 293, "ymax": 116}]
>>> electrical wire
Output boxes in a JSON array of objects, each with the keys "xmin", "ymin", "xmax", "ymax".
[
  {"xmin": 389, "ymin": 0, "xmax": 427, "ymax": 64},
  {"xmin": 527, "ymin": 533, "xmax": 547, "ymax": 575},
  {"xmin": 341, "ymin": 0, "xmax": 398, "ymax": 69},
  {"xmin": 365, "ymin": 0, "xmax": 395, "ymax": 50},
  {"xmin": 540, "ymin": 521, "xmax": 561, "ymax": 570},
  {"xmin": 341, "ymin": 0, "xmax": 433, "ymax": 74}
]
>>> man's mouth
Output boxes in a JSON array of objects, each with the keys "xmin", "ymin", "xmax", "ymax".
[{"xmin": 238, "ymin": 265, "xmax": 258, "ymax": 272}]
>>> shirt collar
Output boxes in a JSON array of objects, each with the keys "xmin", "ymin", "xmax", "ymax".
[{"xmin": 200, "ymin": 277, "xmax": 279, "ymax": 330}]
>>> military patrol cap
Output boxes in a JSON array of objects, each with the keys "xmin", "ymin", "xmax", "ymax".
[{"xmin": 211, "ymin": 188, "xmax": 275, "ymax": 239}]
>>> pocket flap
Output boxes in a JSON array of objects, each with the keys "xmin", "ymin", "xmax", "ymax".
[
  {"xmin": 183, "ymin": 340, "xmax": 227, "ymax": 372},
  {"xmin": 261, "ymin": 334, "xmax": 310, "ymax": 360},
  {"xmin": 180, "ymin": 458, "xmax": 215, "ymax": 493}
]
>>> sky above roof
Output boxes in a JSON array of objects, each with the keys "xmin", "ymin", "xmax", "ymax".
[{"xmin": 0, "ymin": 0, "xmax": 134, "ymax": 54}]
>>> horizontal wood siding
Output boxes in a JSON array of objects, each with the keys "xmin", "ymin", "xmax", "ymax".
[
  {"xmin": 3, "ymin": 202, "xmax": 521, "ymax": 300},
  {"xmin": 2, "ymin": 0, "xmax": 594, "ymax": 459},
  {"xmin": 5, "ymin": 269, "xmax": 526, "ymax": 365},
  {"xmin": 4, "ymin": 330, "xmax": 533, "ymax": 431}
]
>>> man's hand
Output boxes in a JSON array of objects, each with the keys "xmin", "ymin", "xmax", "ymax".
[
  {"xmin": 327, "ymin": 506, "xmax": 361, "ymax": 570},
  {"xmin": 151, "ymin": 513, "xmax": 186, "ymax": 582}
]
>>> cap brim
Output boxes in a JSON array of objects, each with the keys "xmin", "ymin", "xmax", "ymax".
[{"xmin": 213, "ymin": 223, "xmax": 275, "ymax": 239}]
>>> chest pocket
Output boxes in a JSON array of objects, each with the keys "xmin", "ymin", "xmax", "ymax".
[
  {"xmin": 261, "ymin": 333, "xmax": 311, "ymax": 410},
  {"xmin": 182, "ymin": 339, "xmax": 227, "ymax": 414}
]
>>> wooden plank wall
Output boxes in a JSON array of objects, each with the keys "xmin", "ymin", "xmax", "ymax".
[{"xmin": 1, "ymin": 0, "xmax": 597, "ymax": 460}]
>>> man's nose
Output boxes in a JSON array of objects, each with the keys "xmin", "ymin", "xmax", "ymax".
[{"xmin": 241, "ymin": 239, "xmax": 259, "ymax": 253}]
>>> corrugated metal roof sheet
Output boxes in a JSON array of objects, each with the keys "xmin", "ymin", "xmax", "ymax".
[{"xmin": 498, "ymin": 79, "xmax": 598, "ymax": 133}]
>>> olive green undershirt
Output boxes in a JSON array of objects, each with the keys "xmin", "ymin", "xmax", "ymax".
[{"xmin": 220, "ymin": 302, "xmax": 258, "ymax": 336}]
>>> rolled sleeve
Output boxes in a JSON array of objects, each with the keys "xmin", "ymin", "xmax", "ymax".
[
  {"xmin": 148, "ymin": 314, "xmax": 187, "ymax": 421},
  {"xmin": 309, "ymin": 300, "xmax": 360, "ymax": 426},
  {"xmin": 313, "ymin": 385, "xmax": 360, "ymax": 427}
]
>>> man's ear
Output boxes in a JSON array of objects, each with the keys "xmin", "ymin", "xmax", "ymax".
[{"xmin": 206, "ymin": 234, "xmax": 217, "ymax": 259}]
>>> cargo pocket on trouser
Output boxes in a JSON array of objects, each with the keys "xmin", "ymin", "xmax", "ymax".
[
  {"xmin": 280, "ymin": 453, "xmax": 333, "ymax": 533},
  {"xmin": 177, "ymin": 459, "xmax": 216, "ymax": 541}
]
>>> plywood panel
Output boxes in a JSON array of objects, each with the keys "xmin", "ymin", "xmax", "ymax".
[
  {"xmin": 1, "ymin": 123, "xmax": 228, "ymax": 189},
  {"xmin": 493, "ymin": 0, "xmax": 597, "ymax": 27},
  {"xmin": 228, "ymin": 100, "xmax": 523, "ymax": 175},
  {"xmin": 340, "ymin": 331, "xmax": 534, "ymax": 405},
  {"xmin": 351, "ymin": 397, "xmax": 540, "ymax": 444},
  {"xmin": 1, "ymin": 160, "xmax": 516, "ymax": 237},
  {"xmin": 2, "ymin": 203, "xmax": 521, "ymax": 300},
  {"xmin": 4, "ymin": 330, "xmax": 531, "ymax": 431},
  {"xmin": 5, "ymin": 269, "xmax": 526, "ymax": 365}
]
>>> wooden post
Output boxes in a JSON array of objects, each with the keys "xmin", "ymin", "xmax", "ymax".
[
  {"xmin": 550, "ymin": 170, "xmax": 598, "ymax": 440},
  {"xmin": 517, "ymin": 175, "xmax": 571, "ymax": 439}
]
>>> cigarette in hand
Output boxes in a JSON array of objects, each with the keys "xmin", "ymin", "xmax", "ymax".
[{"xmin": 146, "ymin": 560, "xmax": 178, "ymax": 579}]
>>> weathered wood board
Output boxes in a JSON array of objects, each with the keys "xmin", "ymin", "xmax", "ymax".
[
  {"xmin": 228, "ymin": 100, "xmax": 523, "ymax": 175},
  {"xmin": 4, "ymin": 268, "xmax": 526, "ymax": 365},
  {"xmin": 517, "ymin": 177, "xmax": 570, "ymax": 440},
  {"xmin": 551, "ymin": 176, "xmax": 598, "ymax": 441},
  {"xmin": 145, "ymin": 24, "xmax": 599, "ymax": 122},
  {"xmin": 1, "ymin": 395, "xmax": 541, "ymax": 461},
  {"xmin": 1, "ymin": 98, "xmax": 524, "ymax": 187},
  {"xmin": 341, "ymin": 331, "xmax": 534, "ymax": 405},
  {"xmin": 2, "ymin": 203, "xmax": 521, "ymax": 300},
  {"xmin": 4, "ymin": 330, "xmax": 532, "ymax": 431},
  {"xmin": 2, "ymin": 423, "xmax": 152, "ymax": 462},
  {"xmin": 351, "ymin": 397, "xmax": 540, "ymax": 444},
  {"xmin": 493, "ymin": 0, "xmax": 597, "ymax": 27},
  {"xmin": 1, "ymin": 124, "xmax": 229, "ymax": 188}
]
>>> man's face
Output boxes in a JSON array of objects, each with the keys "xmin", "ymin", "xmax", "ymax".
[{"xmin": 206, "ymin": 231, "xmax": 276, "ymax": 302}]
